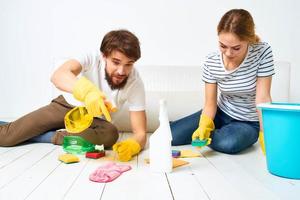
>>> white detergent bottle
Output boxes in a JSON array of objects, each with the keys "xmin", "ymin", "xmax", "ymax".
[{"xmin": 149, "ymin": 99, "xmax": 173, "ymax": 173}]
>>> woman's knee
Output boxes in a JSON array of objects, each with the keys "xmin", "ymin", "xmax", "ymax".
[
  {"xmin": 170, "ymin": 111, "xmax": 201, "ymax": 146},
  {"xmin": 170, "ymin": 125, "xmax": 192, "ymax": 146},
  {"xmin": 210, "ymin": 131, "xmax": 257, "ymax": 154},
  {"xmin": 210, "ymin": 137, "xmax": 243, "ymax": 154}
]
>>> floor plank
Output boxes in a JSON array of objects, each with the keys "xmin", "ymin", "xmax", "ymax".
[
  {"xmin": 24, "ymin": 149, "xmax": 89, "ymax": 200},
  {"xmin": 0, "ymin": 138, "xmax": 300, "ymax": 199},
  {"xmin": 0, "ymin": 143, "xmax": 39, "ymax": 170},
  {"xmin": 163, "ymin": 145, "xmax": 210, "ymax": 200},
  {"xmin": 102, "ymin": 145, "xmax": 174, "ymax": 200},
  {"xmin": 222, "ymin": 144, "xmax": 300, "ymax": 199},
  {"xmin": 0, "ymin": 145, "xmax": 60, "ymax": 200},
  {"xmin": 201, "ymin": 146, "xmax": 280, "ymax": 200},
  {"xmin": 0, "ymin": 143, "xmax": 56, "ymax": 190}
]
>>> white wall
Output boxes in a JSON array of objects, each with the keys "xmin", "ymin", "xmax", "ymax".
[{"xmin": 0, "ymin": 0, "xmax": 299, "ymax": 120}]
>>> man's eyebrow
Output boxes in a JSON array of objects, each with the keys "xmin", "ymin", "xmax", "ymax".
[
  {"xmin": 127, "ymin": 60, "xmax": 135, "ymax": 64},
  {"xmin": 112, "ymin": 58, "xmax": 121, "ymax": 62},
  {"xmin": 112, "ymin": 57, "xmax": 134, "ymax": 64}
]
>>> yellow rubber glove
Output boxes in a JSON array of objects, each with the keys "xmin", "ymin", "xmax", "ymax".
[
  {"xmin": 192, "ymin": 114, "xmax": 215, "ymax": 140},
  {"xmin": 73, "ymin": 77, "xmax": 111, "ymax": 122},
  {"xmin": 259, "ymin": 131, "xmax": 266, "ymax": 155},
  {"xmin": 64, "ymin": 102, "xmax": 117, "ymax": 133},
  {"xmin": 64, "ymin": 106, "xmax": 93, "ymax": 133},
  {"xmin": 113, "ymin": 139, "xmax": 141, "ymax": 162}
]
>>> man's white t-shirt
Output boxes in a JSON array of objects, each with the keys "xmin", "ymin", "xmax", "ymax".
[{"xmin": 74, "ymin": 51, "xmax": 146, "ymax": 112}]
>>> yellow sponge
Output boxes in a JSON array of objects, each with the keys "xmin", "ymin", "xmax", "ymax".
[{"xmin": 58, "ymin": 154, "xmax": 80, "ymax": 164}]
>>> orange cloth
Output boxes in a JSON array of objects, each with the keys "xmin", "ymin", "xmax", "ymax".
[
  {"xmin": 145, "ymin": 158, "xmax": 189, "ymax": 169},
  {"xmin": 179, "ymin": 149, "xmax": 201, "ymax": 158}
]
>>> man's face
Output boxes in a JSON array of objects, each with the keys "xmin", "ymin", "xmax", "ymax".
[{"xmin": 103, "ymin": 51, "xmax": 135, "ymax": 90}]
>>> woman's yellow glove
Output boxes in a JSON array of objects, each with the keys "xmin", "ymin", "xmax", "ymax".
[
  {"xmin": 192, "ymin": 114, "xmax": 215, "ymax": 140},
  {"xmin": 73, "ymin": 77, "xmax": 111, "ymax": 122},
  {"xmin": 113, "ymin": 139, "xmax": 141, "ymax": 162},
  {"xmin": 259, "ymin": 131, "xmax": 266, "ymax": 155}
]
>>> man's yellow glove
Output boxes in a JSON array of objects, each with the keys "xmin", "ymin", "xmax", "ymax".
[
  {"xmin": 259, "ymin": 131, "xmax": 266, "ymax": 155},
  {"xmin": 65, "ymin": 103, "xmax": 117, "ymax": 133},
  {"xmin": 64, "ymin": 106, "xmax": 93, "ymax": 133},
  {"xmin": 192, "ymin": 114, "xmax": 215, "ymax": 140},
  {"xmin": 113, "ymin": 139, "xmax": 141, "ymax": 162},
  {"xmin": 73, "ymin": 77, "xmax": 111, "ymax": 122}
]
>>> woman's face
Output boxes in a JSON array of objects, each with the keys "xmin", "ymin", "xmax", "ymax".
[{"xmin": 218, "ymin": 32, "xmax": 249, "ymax": 63}]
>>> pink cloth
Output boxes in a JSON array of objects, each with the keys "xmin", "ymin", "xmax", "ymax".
[{"xmin": 89, "ymin": 162, "xmax": 132, "ymax": 183}]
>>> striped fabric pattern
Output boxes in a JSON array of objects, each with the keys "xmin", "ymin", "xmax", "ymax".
[{"xmin": 202, "ymin": 42, "xmax": 275, "ymax": 121}]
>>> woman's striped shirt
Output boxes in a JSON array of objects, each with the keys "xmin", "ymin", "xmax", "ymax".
[{"xmin": 202, "ymin": 42, "xmax": 275, "ymax": 121}]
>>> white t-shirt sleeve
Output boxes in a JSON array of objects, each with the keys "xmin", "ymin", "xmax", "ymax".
[
  {"xmin": 126, "ymin": 78, "xmax": 146, "ymax": 111},
  {"xmin": 73, "ymin": 51, "xmax": 99, "ymax": 73}
]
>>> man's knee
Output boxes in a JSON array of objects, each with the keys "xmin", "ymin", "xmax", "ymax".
[
  {"xmin": 82, "ymin": 120, "xmax": 119, "ymax": 148},
  {"xmin": 100, "ymin": 124, "xmax": 119, "ymax": 148}
]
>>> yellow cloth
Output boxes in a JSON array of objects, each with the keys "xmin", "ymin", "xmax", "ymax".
[
  {"xmin": 192, "ymin": 114, "xmax": 215, "ymax": 140},
  {"xmin": 179, "ymin": 149, "xmax": 201, "ymax": 158},
  {"xmin": 259, "ymin": 131, "xmax": 266, "ymax": 155},
  {"xmin": 144, "ymin": 158, "xmax": 189, "ymax": 169},
  {"xmin": 72, "ymin": 77, "xmax": 111, "ymax": 121},
  {"xmin": 58, "ymin": 154, "xmax": 80, "ymax": 164},
  {"xmin": 113, "ymin": 139, "xmax": 141, "ymax": 162}
]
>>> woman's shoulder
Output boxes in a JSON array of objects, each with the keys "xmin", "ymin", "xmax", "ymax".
[
  {"xmin": 205, "ymin": 51, "xmax": 221, "ymax": 62},
  {"xmin": 250, "ymin": 42, "xmax": 272, "ymax": 51}
]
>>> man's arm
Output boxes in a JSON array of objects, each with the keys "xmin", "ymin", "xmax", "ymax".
[
  {"xmin": 51, "ymin": 59, "xmax": 82, "ymax": 93},
  {"xmin": 129, "ymin": 110, "xmax": 147, "ymax": 148}
]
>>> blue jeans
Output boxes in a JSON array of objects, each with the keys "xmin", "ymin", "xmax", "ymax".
[{"xmin": 170, "ymin": 107, "xmax": 259, "ymax": 154}]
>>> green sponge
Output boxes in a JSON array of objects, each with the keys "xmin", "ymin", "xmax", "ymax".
[{"xmin": 191, "ymin": 138, "xmax": 211, "ymax": 147}]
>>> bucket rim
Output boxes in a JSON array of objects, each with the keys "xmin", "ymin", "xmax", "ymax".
[{"xmin": 257, "ymin": 102, "xmax": 300, "ymax": 111}]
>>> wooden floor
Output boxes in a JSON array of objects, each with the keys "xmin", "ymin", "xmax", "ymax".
[{"xmin": 0, "ymin": 133, "xmax": 299, "ymax": 200}]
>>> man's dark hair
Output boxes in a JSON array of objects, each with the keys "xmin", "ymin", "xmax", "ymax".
[{"xmin": 100, "ymin": 29, "xmax": 141, "ymax": 61}]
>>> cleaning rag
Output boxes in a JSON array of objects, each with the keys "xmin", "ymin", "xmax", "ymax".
[{"xmin": 89, "ymin": 162, "xmax": 131, "ymax": 183}]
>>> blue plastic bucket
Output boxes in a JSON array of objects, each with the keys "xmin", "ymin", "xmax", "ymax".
[{"xmin": 257, "ymin": 103, "xmax": 300, "ymax": 179}]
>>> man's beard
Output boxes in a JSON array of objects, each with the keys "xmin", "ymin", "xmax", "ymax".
[{"xmin": 105, "ymin": 69, "xmax": 128, "ymax": 90}]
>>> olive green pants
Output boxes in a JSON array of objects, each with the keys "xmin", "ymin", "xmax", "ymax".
[{"xmin": 0, "ymin": 95, "xmax": 118, "ymax": 148}]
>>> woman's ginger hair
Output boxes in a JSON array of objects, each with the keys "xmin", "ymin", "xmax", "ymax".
[{"xmin": 217, "ymin": 9, "xmax": 260, "ymax": 44}]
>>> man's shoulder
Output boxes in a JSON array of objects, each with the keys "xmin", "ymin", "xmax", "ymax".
[
  {"xmin": 73, "ymin": 51, "xmax": 102, "ymax": 71},
  {"xmin": 128, "ymin": 67, "xmax": 143, "ymax": 83},
  {"xmin": 121, "ymin": 67, "xmax": 144, "ymax": 92}
]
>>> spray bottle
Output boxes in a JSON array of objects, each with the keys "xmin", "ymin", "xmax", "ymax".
[{"xmin": 149, "ymin": 99, "xmax": 173, "ymax": 173}]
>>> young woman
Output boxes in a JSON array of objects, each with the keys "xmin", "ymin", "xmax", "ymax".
[{"xmin": 171, "ymin": 9, "xmax": 274, "ymax": 154}]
